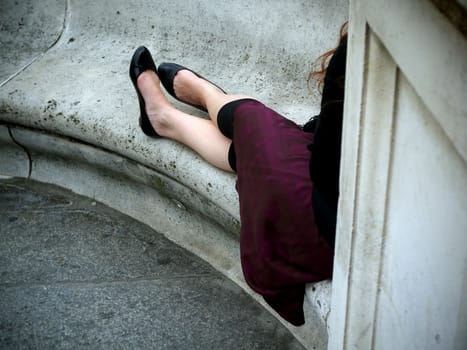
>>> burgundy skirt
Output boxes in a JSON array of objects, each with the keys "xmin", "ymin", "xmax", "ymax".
[{"xmin": 231, "ymin": 100, "xmax": 334, "ymax": 326}]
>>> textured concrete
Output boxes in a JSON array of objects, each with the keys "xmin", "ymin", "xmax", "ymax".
[
  {"xmin": 0, "ymin": 178, "xmax": 308, "ymax": 350},
  {"xmin": 0, "ymin": 126, "xmax": 29, "ymax": 178},
  {"xmin": 0, "ymin": 0, "xmax": 348, "ymax": 347},
  {"xmin": 0, "ymin": 0, "xmax": 66, "ymax": 83}
]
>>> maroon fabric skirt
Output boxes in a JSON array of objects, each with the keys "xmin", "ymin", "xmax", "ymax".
[{"xmin": 231, "ymin": 100, "xmax": 334, "ymax": 326}]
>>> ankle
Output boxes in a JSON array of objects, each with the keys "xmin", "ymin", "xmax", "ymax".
[
  {"xmin": 198, "ymin": 82, "xmax": 223, "ymax": 108},
  {"xmin": 148, "ymin": 105, "xmax": 175, "ymax": 137},
  {"xmin": 173, "ymin": 70, "xmax": 213, "ymax": 108}
]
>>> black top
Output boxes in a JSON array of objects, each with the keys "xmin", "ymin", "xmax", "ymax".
[{"xmin": 306, "ymin": 37, "xmax": 347, "ymax": 246}]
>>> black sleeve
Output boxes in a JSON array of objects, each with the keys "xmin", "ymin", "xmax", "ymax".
[{"xmin": 310, "ymin": 37, "xmax": 347, "ymax": 217}]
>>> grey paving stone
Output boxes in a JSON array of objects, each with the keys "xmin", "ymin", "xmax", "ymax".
[
  {"xmin": 0, "ymin": 178, "xmax": 306, "ymax": 350},
  {"xmin": 0, "ymin": 279, "xmax": 302, "ymax": 350},
  {"xmin": 0, "ymin": 180, "xmax": 213, "ymax": 285}
]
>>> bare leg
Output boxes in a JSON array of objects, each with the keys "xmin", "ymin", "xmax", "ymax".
[
  {"xmin": 171, "ymin": 69, "xmax": 252, "ymax": 128},
  {"xmin": 137, "ymin": 70, "xmax": 235, "ymax": 172}
]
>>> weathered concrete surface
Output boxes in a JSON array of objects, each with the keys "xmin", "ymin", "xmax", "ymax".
[
  {"xmin": 0, "ymin": 0, "xmax": 348, "ymax": 347},
  {"xmin": 0, "ymin": 0, "xmax": 66, "ymax": 83},
  {"xmin": 0, "ymin": 178, "xmax": 308, "ymax": 350},
  {"xmin": 0, "ymin": 126, "xmax": 29, "ymax": 178}
]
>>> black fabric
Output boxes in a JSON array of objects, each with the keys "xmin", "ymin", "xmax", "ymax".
[
  {"xmin": 228, "ymin": 143, "xmax": 237, "ymax": 172},
  {"xmin": 217, "ymin": 98, "xmax": 257, "ymax": 171},
  {"xmin": 302, "ymin": 115, "xmax": 321, "ymax": 134},
  {"xmin": 310, "ymin": 37, "xmax": 347, "ymax": 244},
  {"xmin": 312, "ymin": 187, "xmax": 336, "ymax": 247},
  {"xmin": 217, "ymin": 98, "xmax": 256, "ymax": 139}
]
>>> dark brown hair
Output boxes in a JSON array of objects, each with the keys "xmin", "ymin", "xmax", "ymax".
[{"xmin": 308, "ymin": 21, "xmax": 348, "ymax": 92}]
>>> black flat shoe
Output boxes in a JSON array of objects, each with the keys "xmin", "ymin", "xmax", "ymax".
[
  {"xmin": 157, "ymin": 63, "xmax": 226, "ymax": 112},
  {"xmin": 129, "ymin": 46, "xmax": 158, "ymax": 137}
]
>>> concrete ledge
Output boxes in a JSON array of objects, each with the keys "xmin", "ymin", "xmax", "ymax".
[
  {"xmin": 0, "ymin": 126, "xmax": 29, "ymax": 178},
  {"xmin": 0, "ymin": 0, "xmax": 347, "ymax": 348}
]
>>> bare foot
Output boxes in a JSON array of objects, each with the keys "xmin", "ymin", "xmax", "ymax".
[
  {"xmin": 136, "ymin": 70, "xmax": 173, "ymax": 135},
  {"xmin": 172, "ymin": 70, "xmax": 224, "ymax": 109}
]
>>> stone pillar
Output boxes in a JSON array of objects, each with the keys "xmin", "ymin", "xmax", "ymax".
[{"xmin": 329, "ymin": 1, "xmax": 467, "ymax": 349}]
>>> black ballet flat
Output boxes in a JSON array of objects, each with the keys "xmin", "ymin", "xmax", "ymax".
[
  {"xmin": 129, "ymin": 46, "xmax": 159, "ymax": 137},
  {"xmin": 157, "ymin": 62, "xmax": 226, "ymax": 112}
]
